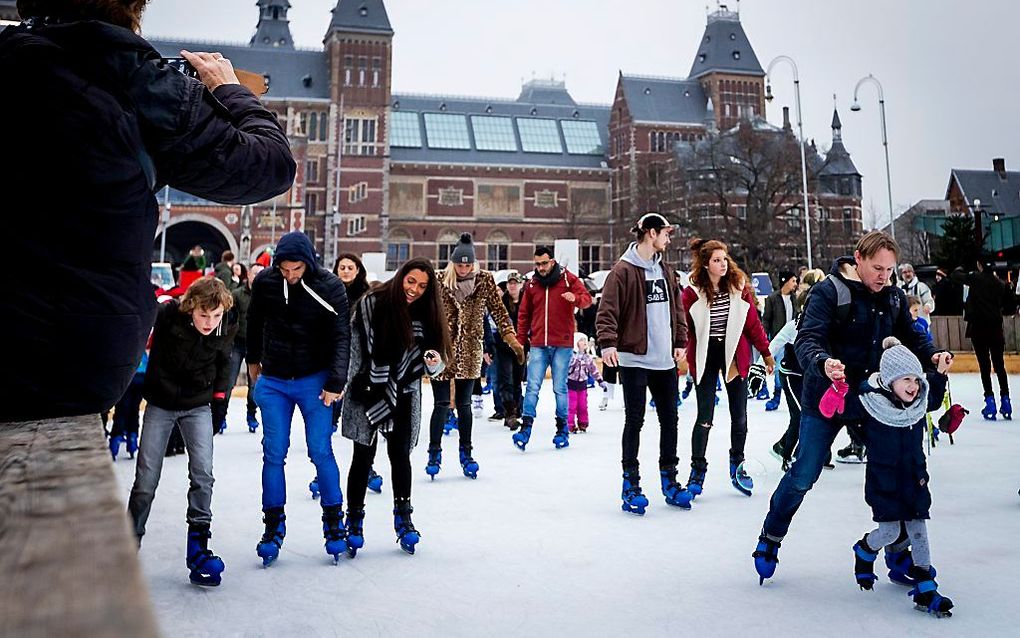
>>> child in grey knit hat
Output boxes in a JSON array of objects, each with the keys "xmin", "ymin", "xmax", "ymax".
[{"xmin": 848, "ymin": 336, "xmax": 954, "ymax": 617}]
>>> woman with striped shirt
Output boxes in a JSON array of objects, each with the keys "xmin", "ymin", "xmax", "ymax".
[{"xmin": 681, "ymin": 239, "xmax": 774, "ymax": 498}]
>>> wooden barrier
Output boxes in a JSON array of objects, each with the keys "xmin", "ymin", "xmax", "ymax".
[
  {"xmin": 929, "ymin": 315, "xmax": 1020, "ymax": 353},
  {"xmin": 0, "ymin": 416, "xmax": 159, "ymax": 638}
]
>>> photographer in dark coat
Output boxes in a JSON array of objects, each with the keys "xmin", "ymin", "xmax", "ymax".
[{"xmin": 0, "ymin": 0, "xmax": 296, "ymax": 422}]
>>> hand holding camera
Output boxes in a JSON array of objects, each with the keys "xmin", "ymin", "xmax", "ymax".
[{"xmin": 180, "ymin": 50, "xmax": 240, "ymax": 92}]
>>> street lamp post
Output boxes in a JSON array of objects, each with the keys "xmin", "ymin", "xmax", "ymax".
[
  {"xmin": 765, "ymin": 55, "xmax": 813, "ymax": 270},
  {"xmin": 851, "ymin": 74, "xmax": 895, "ymax": 240}
]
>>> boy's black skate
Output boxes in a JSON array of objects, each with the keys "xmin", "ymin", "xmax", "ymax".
[{"xmin": 852, "ymin": 537, "xmax": 878, "ymax": 590}]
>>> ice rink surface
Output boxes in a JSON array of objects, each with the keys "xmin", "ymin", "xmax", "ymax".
[{"xmin": 112, "ymin": 373, "xmax": 1019, "ymax": 637}]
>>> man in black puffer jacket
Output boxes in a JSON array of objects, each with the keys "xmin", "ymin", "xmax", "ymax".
[
  {"xmin": 247, "ymin": 231, "xmax": 351, "ymax": 564},
  {"xmin": 0, "ymin": 1, "xmax": 296, "ymax": 422}
]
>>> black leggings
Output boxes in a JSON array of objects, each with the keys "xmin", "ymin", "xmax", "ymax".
[
  {"xmin": 619, "ymin": 366, "xmax": 679, "ymax": 474},
  {"xmin": 691, "ymin": 338, "xmax": 748, "ymax": 470},
  {"xmin": 110, "ymin": 376, "xmax": 144, "ymax": 438},
  {"xmin": 428, "ymin": 378, "xmax": 475, "ymax": 451},
  {"xmin": 973, "ymin": 336, "xmax": 1010, "ymax": 399},
  {"xmin": 497, "ymin": 346, "xmax": 524, "ymax": 415},
  {"xmin": 348, "ymin": 393, "xmax": 414, "ymax": 511}
]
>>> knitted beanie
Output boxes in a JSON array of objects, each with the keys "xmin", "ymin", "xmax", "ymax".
[
  {"xmin": 878, "ymin": 337, "xmax": 924, "ymax": 389},
  {"xmin": 450, "ymin": 233, "xmax": 476, "ymax": 264}
]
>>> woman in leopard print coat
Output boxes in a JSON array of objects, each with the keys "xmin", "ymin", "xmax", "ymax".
[{"xmin": 425, "ymin": 234, "xmax": 525, "ymax": 479}]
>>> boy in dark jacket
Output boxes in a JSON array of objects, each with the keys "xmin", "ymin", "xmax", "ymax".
[
  {"xmin": 850, "ymin": 337, "xmax": 953, "ymax": 617},
  {"xmin": 127, "ymin": 278, "xmax": 236, "ymax": 586}
]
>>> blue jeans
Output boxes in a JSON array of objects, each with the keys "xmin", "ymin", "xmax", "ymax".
[
  {"xmin": 522, "ymin": 346, "xmax": 572, "ymax": 421},
  {"xmin": 762, "ymin": 412, "xmax": 841, "ymax": 539},
  {"xmin": 254, "ymin": 371, "xmax": 341, "ymax": 509}
]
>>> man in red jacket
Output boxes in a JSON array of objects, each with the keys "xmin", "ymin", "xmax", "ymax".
[{"xmin": 512, "ymin": 246, "xmax": 592, "ymax": 451}]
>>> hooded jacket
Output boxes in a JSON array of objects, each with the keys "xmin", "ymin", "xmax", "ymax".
[
  {"xmin": 143, "ymin": 300, "xmax": 237, "ymax": 411},
  {"xmin": 518, "ymin": 266, "xmax": 592, "ymax": 348},
  {"xmin": 247, "ymin": 233, "xmax": 350, "ymax": 392},
  {"xmin": 0, "ymin": 19, "xmax": 295, "ymax": 420},
  {"xmin": 795, "ymin": 257, "xmax": 938, "ymax": 421},
  {"xmin": 596, "ymin": 245, "xmax": 688, "ymax": 366}
]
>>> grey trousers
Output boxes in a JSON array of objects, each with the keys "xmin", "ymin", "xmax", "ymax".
[
  {"xmin": 128, "ymin": 404, "xmax": 214, "ymax": 538},
  {"xmin": 865, "ymin": 519, "xmax": 932, "ymax": 568}
]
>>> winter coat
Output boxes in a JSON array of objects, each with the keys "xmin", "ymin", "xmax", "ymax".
[
  {"xmin": 495, "ymin": 291, "xmax": 523, "ymax": 356},
  {"xmin": 143, "ymin": 300, "xmax": 237, "ymax": 411},
  {"xmin": 682, "ymin": 281, "xmax": 770, "ymax": 384},
  {"xmin": 215, "ymin": 262, "xmax": 236, "ymax": 291},
  {"xmin": 518, "ymin": 267, "xmax": 592, "ymax": 348},
  {"xmin": 0, "ymin": 19, "xmax": 295, "ymax": 420},
  {"xmin": 567, "ymin": 352, "xmax": 603, "ymax": 387},
  {"xmin": 342, "ymin": 294, "xmax": 443, "ymax": 449},
  {"xmin": 438, "ymin": 270, "xmax": 516, "ymax": 380},
  {"xmin": 230, "ymin": 285, "xmax": 252, "ymax": 350},
  {"xmin": 932, "ymin": 276, "xmax": 964, "ymax": 316},
  {"xmin": 900, "ymin": 278, "xmax": 935, "ymax": 318},
  {"xmin": 247, "ymin": 233, "xmax": 350, "ymax": 393},
  {"xmin": 762, "ymin": 291, "xmax": 801, "ymax": 339},
  {"xmin": 795, "ymin": 257, "xmax": 938, "ymax": 421},
  {"xmin": 597, "ymin": 258, "xmax": 688, "ymax": 355},
  {"xmin": 952, "ymin": 268, "xmax": 1008, "ymax": 342},
  {"xmin": 856, "ymin": 372, "xmax": 947, "ymax": 522}
]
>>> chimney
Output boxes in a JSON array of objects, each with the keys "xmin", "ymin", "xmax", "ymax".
[
  {"xmin": 993, "ymin": 157, "xmax": 1006, "ymax": 179},
  {"xmin": 782, "ymin": 106, "xmax": 791, "ymax": 132}
]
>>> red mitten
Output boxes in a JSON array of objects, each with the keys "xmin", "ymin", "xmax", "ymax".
[{"xmin": 819, "ymin": 379, "xmax": 849, "ymax": 418}]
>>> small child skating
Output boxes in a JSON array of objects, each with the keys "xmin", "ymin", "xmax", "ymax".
[
  {"xmin": 127, "ymin": 278, "xmax": 236, "ymax": 587},
  {"xmin": 907, "ymin": 295, "xmax": 932, "ymax": 341},
  {"xmin": 849, "ymin": 337, "xmax": 954, "ymax": 617},
  {"xmin": 567, "ymin": 334, "xmax": 607, "ymax": 433}
]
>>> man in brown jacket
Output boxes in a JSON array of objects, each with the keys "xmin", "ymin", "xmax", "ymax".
[{"xmin": 597, "ymin": 212, "xmax": 690, "ymax": 515}]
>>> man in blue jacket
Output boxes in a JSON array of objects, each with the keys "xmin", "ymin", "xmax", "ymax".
[
  {"xmin": 753, "ymin": 231, "xmax": 949, "ymax": 583},
  {"xmin": 247, "ymin": 232, "xmax": 350, "ymax": 565}
]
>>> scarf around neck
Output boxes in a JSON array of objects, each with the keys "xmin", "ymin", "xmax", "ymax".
[
  {"xmin": 858, "ymin": 373, "xmax": 929, "ymax": 428},
  {"xmin": 534, "ymin": 263, "xmax": 563, "ymax": 288}
]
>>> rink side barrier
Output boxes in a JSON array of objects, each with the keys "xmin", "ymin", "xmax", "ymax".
[{"xmin": 0, "ymin": 415, "xmax": 160, "ymax": 638}]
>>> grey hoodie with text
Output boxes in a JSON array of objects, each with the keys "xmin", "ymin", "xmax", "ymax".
[{"xmin": 617, "ymin": 244, "xmax": 674, "ymax": 370}]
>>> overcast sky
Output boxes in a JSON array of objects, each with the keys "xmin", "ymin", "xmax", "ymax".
[{"xmin": 142, "ymin": 0, "xmax": 1019, "ymax": 224}]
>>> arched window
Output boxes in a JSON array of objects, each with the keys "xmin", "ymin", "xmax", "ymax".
[
  {"xmin": 486, "ymin": 230, "xmax": 510, "ymax": 271},
  {"xmin": 436, "ymin": 229, "xmax": 459, "ymax": 268},
  {"xmin": 386, "ymin": 230, "xmax": 412, "ymax": 271}
]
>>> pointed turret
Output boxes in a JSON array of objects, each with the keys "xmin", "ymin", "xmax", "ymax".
[
  {"xmin": 327, "ymin": 0, "xmax": 393, "ymax": 37},
  {"xmin": 250, "ymin": 0, "xmax": 294, "ymax": 49},
  {"xmin": 818, "ymin": 105, "xmax": 861, "ymax": 196}
]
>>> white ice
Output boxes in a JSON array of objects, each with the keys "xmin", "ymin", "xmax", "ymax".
[{"xmin": 112, "ymin": 373, "xmax": 1019, "ymax": 637}]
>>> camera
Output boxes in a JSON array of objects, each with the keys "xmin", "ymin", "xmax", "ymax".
[{"xmin": 163, "ymin": 57, "xmax": 197, "ymax": 78}]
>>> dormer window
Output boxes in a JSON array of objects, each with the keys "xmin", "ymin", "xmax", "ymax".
[
  {"xmin": 732, "ymin": 51, "xmax": 741, "ymax": 60},
  {"xmin": 699, "ymin": 53, "xmax": 707, "ymax": 63},
  {"xmin": 359, "ymin": 6, "xmax": 368, "ymax": 17}
]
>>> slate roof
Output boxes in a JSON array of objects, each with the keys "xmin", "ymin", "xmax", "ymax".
[
  {"xmin": 148, "ymin": 38, "xmax": 330, "ymax": 100},
  {"xmin": 687, "ymin": 8, "xmax": 764, "ymax": 79},
  {"xmin": 818, "ymin": 109, "xmax": 859, "ymax": 177},
  {"xmin": 328, "ymin": 0, "xmax": 393, "ymax": 36},
  {"xmin": 619, "ymin": 75, "xmax": 708, "ymax": 125},
  {"xmin": 949, "ymin": 168, "xmax": 1020, "ymax": 216},
  {"xmin": 251, "ymin": 0, "xmax": 295, "ymax": 49},
  {"xmin": 389, "ymin": 91, "xmax": 611, "ymax": 170}
]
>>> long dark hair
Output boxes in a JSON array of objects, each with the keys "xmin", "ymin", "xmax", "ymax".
[
  {"xmin": 333, "ymin": 252, "xmax": 370, "ymax": 303},
  {"xmin": 234, "ymin": 262, "xmax": 249, "ymax": 289},
  {"xmin": 688, "ymin": 238, "xmax": 748, "ymax": 295},
  {"xmin": 368, "ymin": 258, "xmax": 452, "ymax": 362}
]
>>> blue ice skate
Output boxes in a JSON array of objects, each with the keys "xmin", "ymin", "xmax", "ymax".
[
  {"xmin": 425, "ymin": 448, "xmax": 441, "ymax": 479},
  {"xmin": 853, "ymin": 538, "xmax": 878, "ymax": 590},
  {"xmin": 321, "ymin": 504, "xmax": 348, "ymax": 563},
  {"xmin": 109, "ymin": 435, "xmax": 124, "ymax": 461},
  {"xmin": 982, "ymin": 396, "xmax": 997, "ymax": 420},
  {"xmin": 730, "ymin": 461, "xmax": 753, "ymax": 497},
  {"xmin": 443, "ymin": 409, "xmax": 458, "ymax": 435},
  {"xmin": 309, "ymin": 477, "xmax": 320, "ymax": 500},
  {"xmin": 621, "ymin": 471, "xmax": 649, "ymax": 515},
  {"xmin": 753, "ymin": 533, "xmax": 781, "ymax": 585},
  {"xmin": 513, "ymin": 419, "xmax": 533, "ymax": 451},
  {"xmin": 256, "ymin": 507, "xmax": 286, "ymax": 567},
  {"xmin": 367, "ymin": 466, "xmax": 384, "ymax": 493},
  {"xmin": 552, "ymin": 419, "xmax": 570, "ymax": 449},
  {"xmin": 247, "ymin": 414, "xmax": 259, "ymax": 433},
  {"xmin": 687, "ymin": 467, "xmax": 706, "ymax": 498},
  {"xmin": 459, "ymin": 447, "xmax": 479, "ymax": 479},
  {"xmin": 187, "ymin": 524, "xmax": 224, "ymax": 587},
  {"xmin": 393, "ymin": 499, "xmax": 420, "ymax": 555},
  {"xmin": 1001, "ymin": 395, "xmax": 1012, "ymax": 420},
  {"xmin": 346, "ymin": 508, "xmax": 365, "ymax": 558},
  {"xmin": 660, "ymin": 468, "xmax": 693, "ymax": 509},
  {"xmin": 126, "ymin": 432, "xmax": 138, "ymax": 459},
  {"xmin": 908, "ymin": 566, "xmax": 953, "ymax": 618}
]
